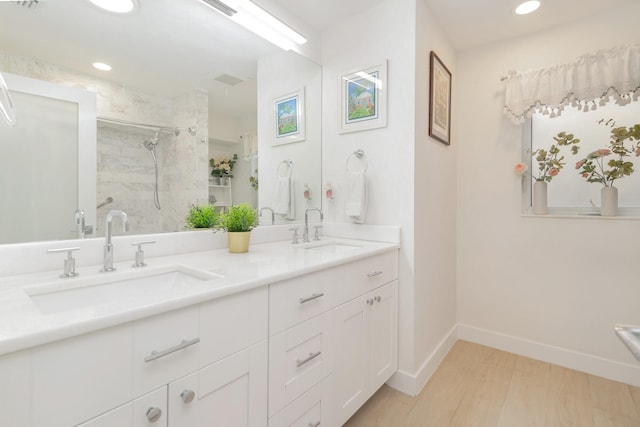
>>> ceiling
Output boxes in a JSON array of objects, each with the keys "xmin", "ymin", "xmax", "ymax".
[
  {"xmin": 421, "ymin": 0, "xmax": 638, "ymax": 51},
  {"xmin": 0, "ymin": 0, "xmax": 635, "ymax": 114}
]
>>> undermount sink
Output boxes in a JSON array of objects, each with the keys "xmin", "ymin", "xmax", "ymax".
[
  {"xmin": 615, "ymin": 324, "xmax": 640, "ymax": 361},
  {"xmin": 298, "ymin": 240, "xmax": 363, "ymax": 253},
  {"xmin": 24, "ymin": 265, "xmax": 223, "ymax": 314}
]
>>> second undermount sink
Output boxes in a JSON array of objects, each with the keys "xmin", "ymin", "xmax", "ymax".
[
  {"xmin": 24, "ymin": 265, "xmax": 223, "ymax": 315},
  {"xmin": 615, "ymin": 324, "xmax": 640, "ymax": 361},
  {"xmin": 299, "ymin": 240, "xmax": 363, "ymax": 253}
]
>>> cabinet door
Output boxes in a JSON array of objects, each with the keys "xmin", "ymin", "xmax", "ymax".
[
  {"xmin": 368, "ymin": 280, "xmax": 398, "ymax": 391},
  {"xmin": 168, "ymin": 340, "xmax": 268, "ymax": 427},
  {"xmin": 31, "ymin": 323, "xmax": 133, "ymax": 427},
  {"xmin": 77, "ymin": 402, "xmax": 132, "ymax": 427},
  {"xmin": 331, "ymin": 294, "xmax": 369, "ymax": 426},
  {"xmin": 78, "ymin": 386, "xmax": 167, "ymax": 427},
  {"xmin": 0, "ymin": 350, "xmax": 30, "ymax": 427},
  {"xmin": 132, "ymin": 387, "xmax": 168, "ymax": 427}
]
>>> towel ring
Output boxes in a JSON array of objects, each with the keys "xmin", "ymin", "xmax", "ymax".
[
  {"xmin": 346, "ymin": 149, "xmax": 368, "ymax": 174},
  {"xmin": 278, "ymin": 159, "xmax": 293, "ymax": 179}
]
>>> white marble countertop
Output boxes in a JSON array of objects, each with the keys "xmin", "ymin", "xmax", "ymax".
[{"xmin": 0, "ymin": 237, "xmax": 398, "ymax": 356}]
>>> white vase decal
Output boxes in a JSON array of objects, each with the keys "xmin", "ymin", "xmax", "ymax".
[
  {"xmin": 532, "ymin": 181, "xmax": 548, "ymax": 214},
  {"xmin": 600, "ymin": 186, "xmax": 618, "ymax": 216}
]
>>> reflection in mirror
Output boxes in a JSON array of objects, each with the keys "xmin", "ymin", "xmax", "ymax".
[
  {"xmin": 529, "ymin": 99, "xmax": 640, "ymax": 211},
  {"xmin": 0, "ymin": 0, "xmax": 321, "ymax": 245},
  {"xmin": 257, "ymin": 50, "xmax": 322, "ymax": 224}
]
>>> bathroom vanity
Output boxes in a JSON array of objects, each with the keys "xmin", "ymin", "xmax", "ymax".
[{"xmin": 0, "ymin": 231, "xmax": 398, "ymax": 427}]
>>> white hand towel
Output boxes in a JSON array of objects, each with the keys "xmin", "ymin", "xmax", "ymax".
[
  {"xmin": 273, "ymin": 176, "xmax": 290, "ymax": 215},
  {"xmin": 346, "ymin": 171, "xmax": 366, "ymax": 218}
]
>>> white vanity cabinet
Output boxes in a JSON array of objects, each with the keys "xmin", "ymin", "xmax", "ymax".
[
  {"xmin": 3, "ymin": 286, "xmax": 268, "ymax": 427},
  {"xmin": 268, "ymin": 250, "xmax": 399, "ymax": 427}
]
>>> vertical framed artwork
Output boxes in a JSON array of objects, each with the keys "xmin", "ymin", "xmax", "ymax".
[
  {"xmin": 429, "ymin": 51, "xmax": 452, "ymax": 145},
  {"xmin": 339, "ymin": 60, "xmax": 387, "ymax": 134},
  {"xmin": 273, "ymin": 88, "xmax": 305, "ymax": 145}
]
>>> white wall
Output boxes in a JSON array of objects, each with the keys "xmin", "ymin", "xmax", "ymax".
[
  {"xmin": 321, "ymin": 0, "xmax": 458, "ymax": 394},
  {"xmin": 412, "ymin": 0, "xmax": 458, "ymax": 389},
  {"xmin": 456, "ymin": 1, "xmax": 640, "ymax": 385}
]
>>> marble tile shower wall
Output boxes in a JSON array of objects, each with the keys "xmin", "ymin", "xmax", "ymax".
[{"xmin": 0, "ymin": 52, "xmax": 209, "ymax": 236}]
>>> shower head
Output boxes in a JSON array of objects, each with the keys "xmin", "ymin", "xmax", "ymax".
[
  {"xmin": 143, "ymin": 139, "xmax": 158, "ymax": 151},
  {"xmin": 143, "ymin": 130, "xmax": 160, "ymax": 150}
]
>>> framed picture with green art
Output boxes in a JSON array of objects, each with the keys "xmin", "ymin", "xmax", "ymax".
[
  {"xmin": 339, "ymin": 59, "xmax": 387, "ymax": 134},
  {"xmin": 273, "ymin": 88, "xmax": 305, "ymax": 145}
]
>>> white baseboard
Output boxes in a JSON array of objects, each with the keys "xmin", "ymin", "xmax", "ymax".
[
  {"xmin": 458, "ymin": 323, "xmax": 640, "ymax": 388},
  {"xmin": 386, "ymin": 325, "xmax": 458, "ymax": 396},
  {"xmin": 386, "ymin": 323, "xmax": 640, "ymax": 396}
]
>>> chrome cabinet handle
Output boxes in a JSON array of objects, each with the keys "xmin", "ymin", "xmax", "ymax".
[
  {"xmin": 296, "ymin": 351, "xmax": 322, "ymax": 368},
  {"xmin": 299, "ymin": 292, "xmax": 324, "ymax": 304},
  {"xmin": 146, "ymin": 407, "xmax": 162, "ymax": 423},
  {"xmin": 367, "ymin": 271, "xmax": 383, "ymax": 278},
  {"xmin": 367, "ymin": 298, "xmax": 374, "ymax": 306},
  {"xmin": 181, "ymin": 389, "xmax": 195, "ymax": 404},
  {"xmin": 144, "ymin": 338, "xmax": 200, "ymax": 363},
  {"xmin": 374, "ymin": 296, "xmax": 382, "ymax": 303},
  {"xmin": 309, "ymin": 422, "xmax": 321, "ymax": 427}
]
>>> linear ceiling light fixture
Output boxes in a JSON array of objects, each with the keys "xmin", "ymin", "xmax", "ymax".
[{"xmin": 199, "ymin": 0, "xmax": 307, "ymax": 51}]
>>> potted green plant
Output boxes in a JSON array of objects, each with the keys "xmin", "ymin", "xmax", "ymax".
[
  {"xmin": 217, "ymin": 203, "xmax": 259, "ymax": 253},
  {"xmin": 185, "ymin": 204, "xmax": 219, "ymax": 229}
]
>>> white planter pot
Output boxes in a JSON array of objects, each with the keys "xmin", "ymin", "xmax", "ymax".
[
  {"xmin": 532, "ymin": 181, "xmax": 548, "ymax": 215},
  {"xmin": 601, "ymin": 186, "xmax": 618, "ymax": 216}
]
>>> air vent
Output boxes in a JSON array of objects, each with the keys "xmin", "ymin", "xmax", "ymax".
[
  {"xmin": 16, "ymin": 0, "xmax": 39, "ymax": 8},
  {"xmin": 214, "ymin": 74, "xmax": 244, "ymax": 86}
]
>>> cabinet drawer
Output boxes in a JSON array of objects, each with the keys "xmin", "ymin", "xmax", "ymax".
[
  {"xmin": 268, "ymin": 378, "xmax": 331, "ymax": 427},
  {"xmin": 333, "ymin": 250, "xmax": 398, "ymax": 306},
  {"xmin": 133, "ymin": 305, "xmax": 199, "ymax": 396},
  {"xmin": 269, "ymin": 268, "xmax": 336, "ymax": 335},
  {"xmin": 199, "ymin": 286, "xmax": 268, "ymax": 367},
  {"xmin": 268, "ymin": 312, "xmax": 332, "ymax": 416},
  {"xmin": 32, "ymin": 323, "xmax": 134, "ymax": 427}
]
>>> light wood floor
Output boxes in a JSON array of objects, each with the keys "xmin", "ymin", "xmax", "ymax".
[{"xmin": 344, "ymin": 340, "xmax": 640, "ymax": 427}]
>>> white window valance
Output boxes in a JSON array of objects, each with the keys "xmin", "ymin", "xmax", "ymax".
[{"xmin": 503, "ymin": 44, "xmax": 640, "ymax": 124}]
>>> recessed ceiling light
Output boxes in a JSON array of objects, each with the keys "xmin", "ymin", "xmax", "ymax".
[
  {"xmin": 515, "ymin": 0, "xmax": 541, "ymax": 15},
  {"xmin": 92, "ymin": 62, "xmax": 112, "ymax": 71},
  {"xmin": 89, "ymin": 0, "xmax": 136, "ymax": 14}
]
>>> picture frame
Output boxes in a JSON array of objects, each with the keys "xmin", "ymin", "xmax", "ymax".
[
  {"xmin": 273, "ymin": 88, "xmax": 305, "ymax": 145},
  {"xmin": 339, "ymin": 60, "xmax": 387, "ymax": 134},
  {"xmin": 429, "ymin": 51, "xmax": 452, "ymax": 145}
]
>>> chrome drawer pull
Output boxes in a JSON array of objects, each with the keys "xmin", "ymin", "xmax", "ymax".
[
  {"xmin": 374, "ymin": 296, "xmax": 382, "ymax": 303},
  {"xmin": 367, "ymin": 271, "xmax": 383, "ymax": 278},
  {"xmin": 144, "ymin": 338, "xmax": 200, "ymax": 363},
  {"xmin": 309, "ymin": 422, "xmax": 321, "ymax": 427},
  {"xmin": 296, "ymin": 351, "xmax": 322, "ymax": 368},
  {"xmin": 299, "ymin": 292, "xmax": 324, "ymax": 304},
  {"xmin": 366, "ymin": 298, "xmax": 374, "ymax": 306}
]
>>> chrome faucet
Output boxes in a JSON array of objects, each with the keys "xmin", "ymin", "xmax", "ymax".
[
  {"xmin": 102, "ymin": 209, "xmax": 128, "ymax": 272},
  {"xmin": 304, "ymin": 208, "xmax": 323, "ymax": 243},
  {"xmin": 259, "ymin": 207, "xmax": 275, "ymax": 225}
]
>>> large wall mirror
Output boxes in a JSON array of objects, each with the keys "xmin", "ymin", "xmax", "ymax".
[{"xmin": 0, "ymin": 0, "xmax": 321, "ymax": 244}]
